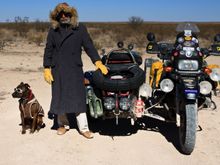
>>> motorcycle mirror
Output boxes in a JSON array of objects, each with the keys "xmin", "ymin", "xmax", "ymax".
[
  {"xmin": 214, "ymin": 34, "xmax": 220, "ymax": 43},
  {"xmin": 147, "ymin": 32, "xmax": 156, "ymax": 42},
  {"xmin": 210, "ymin": 44, "xmax": 220, "ymax": 56},
  {"xmin": 117, "ymin": 41, "xmax": 124, "ymax": 48},
  {"xmin": 128, "ymin": 44, "xmax": 134, "ymax": 50},
  {"xmin": 146, "ymin": 42, "xmax": 159, "ymax": 54}
]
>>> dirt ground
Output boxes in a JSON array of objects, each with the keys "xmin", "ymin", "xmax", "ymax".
[{"xmin": 0, "ymin": 42, "xmax": 220, "ymax": 165}]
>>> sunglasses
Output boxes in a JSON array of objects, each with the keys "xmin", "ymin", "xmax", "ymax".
[{"xmin": 56, "ymin": 11, "xmax": 72, "ymax": 20}]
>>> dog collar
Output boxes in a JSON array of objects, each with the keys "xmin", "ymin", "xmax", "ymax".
[{"xmin": 28, "ymin": 90, "xmax": 33, "ymax": 101}]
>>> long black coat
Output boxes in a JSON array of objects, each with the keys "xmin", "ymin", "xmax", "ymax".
[{"xmin": 43, "ymin": 23, "xmax": 100, "ymax": 115}]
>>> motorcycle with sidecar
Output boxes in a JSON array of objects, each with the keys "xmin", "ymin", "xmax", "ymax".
[{"xmin": 83, "ymin": 23, "xmax": 220, "ymax": 154}]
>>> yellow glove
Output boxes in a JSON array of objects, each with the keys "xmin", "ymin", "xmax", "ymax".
[
  {"xmin": 44, "ymin": 68, "xmax": 54, "ymax": 84},
  {"xmin": 95, "ymin": 61, "xmax": 108, "ymax": 75}
]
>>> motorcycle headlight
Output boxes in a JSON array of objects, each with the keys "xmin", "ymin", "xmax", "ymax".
[
  {"xmin": 119, "ymin": 97, "xmax": 131, "ymax": 111},
  {"xmin": 103, "ymin": 97, "xmax": 115, "ymax": 110},
  {"xmin": 210, "ymin": 69, "xmax": 220, "ymax": 81},
  {"xmin": 178, "ymin": 60, "xmax": 198, "ymax": 71},
  {"xmin": 199, "ymin": 81, "xmax": 212, "ymax": 95},
  {"xmin": 160, "ymin": 79, "xmax": 174, "ymax": 93}
]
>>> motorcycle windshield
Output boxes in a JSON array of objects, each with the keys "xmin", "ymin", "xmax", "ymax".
[{"xmin": 176, "ymin": 22, "xmax": 200, "ymax": 33}]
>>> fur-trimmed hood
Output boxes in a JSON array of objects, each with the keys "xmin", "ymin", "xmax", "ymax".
[{"xmin": 50, "ymin": 3, "xmax": 78, "ymax": 29}]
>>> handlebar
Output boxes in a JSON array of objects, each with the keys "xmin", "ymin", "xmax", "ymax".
[{"xmin": 147, "ymin": 41, "xmax": 220, "ymax": 58}]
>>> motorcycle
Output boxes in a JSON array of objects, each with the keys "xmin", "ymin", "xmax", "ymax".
[
  {"xmin": 84, "ymin": 42, "xmax": 145, "ymax": 125},
  {"xmin": 144, "ymin": 23, "xmax": 220, "ymax": 154}
]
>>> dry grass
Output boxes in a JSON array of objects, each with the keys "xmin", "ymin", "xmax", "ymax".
[
  {"xmin": 26, "ymin": 29, "xmax": 47, "ymax": 46},
  {"xmin": 0, "ymin": 22, "xmax": 220, "ymax": 51}
]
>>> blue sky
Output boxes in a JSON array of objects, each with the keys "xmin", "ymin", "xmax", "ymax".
[{"xmin": 0, "ymin": 0, "xmax": 219, "ymax": 22}]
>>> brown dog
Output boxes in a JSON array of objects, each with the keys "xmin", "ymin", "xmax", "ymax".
[{"xmin": 12, "ymin": 82, "xmax": 45, "ymax": 134}]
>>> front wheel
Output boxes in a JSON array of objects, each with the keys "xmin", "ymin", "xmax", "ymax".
[{"xmin": 179, "ymin": 103, "xmax": 197, "ymax": 155}]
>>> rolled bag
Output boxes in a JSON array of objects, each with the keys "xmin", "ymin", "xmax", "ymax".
[{"xmin": 92, "ymin": 64, "xmax": 145, "ymax": 91}]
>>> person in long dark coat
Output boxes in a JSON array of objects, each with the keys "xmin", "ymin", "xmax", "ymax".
[{"xmin": 43, "ymin": 3, "xmax": 108, "ymax": 138}]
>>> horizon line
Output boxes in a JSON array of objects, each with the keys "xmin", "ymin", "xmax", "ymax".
[{"xmin": 0, "ymin": 21, "xmax": 220, "ymax": 24}]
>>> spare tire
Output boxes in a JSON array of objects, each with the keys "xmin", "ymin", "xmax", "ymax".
[{"xmin": 92, "ymin": 64, "xmax": 145, "ymax": 91}]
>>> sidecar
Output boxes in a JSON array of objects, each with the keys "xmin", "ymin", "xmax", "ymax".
[{"xmin": 84, "ymin": 42, "xmax": 146, "ymax": 125}]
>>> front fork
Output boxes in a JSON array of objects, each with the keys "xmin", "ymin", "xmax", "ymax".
[{"xmin": 176, "ymin": 85, "xmax": 181, "ymax": 127}]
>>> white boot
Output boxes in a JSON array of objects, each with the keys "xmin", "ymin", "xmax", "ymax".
[{"xmin": 76, "ymin": 112, "xmax": 93, "ymax": 139}]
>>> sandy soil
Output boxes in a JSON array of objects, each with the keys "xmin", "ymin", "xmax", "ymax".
[{"xmin": 0, "ymin": 42, "xmax": 220, "ymax": 165}]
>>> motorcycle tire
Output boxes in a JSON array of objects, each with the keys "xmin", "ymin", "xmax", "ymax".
[
  {"xmin": 179, "ymin": 103, "xmax": 197, "ymax": 155},
  {"xmin": 92, "ymin": 64, "xmax": 145, "ymax": 91}
]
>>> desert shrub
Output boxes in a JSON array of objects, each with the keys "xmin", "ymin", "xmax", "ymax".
[
  {"xmin": 0, "ymin": 28, "xmax": 18, "ymax": 50},
  {"xmin": 0, "ymin": 28, "xmax": 17, "ymax": 42},
  {"xmin": 128, "ymin": 16, "xmax": 144, "ymax": 29},
  {"xmin": 27, "ymin": 29, "xmax": 46, "ymax": 46},
  {"xmin": 0, "ymin": 40, "xmax": 6, "ymax": 51},
  {"xmin": 0, "ymin": 18, "xmax": 49, "ymax": 40},
  {"xmin": 13, "ymin": 16, "xmax": 30, "ymax": 38},
  {"xmin": 0, "ymin": 21, "xmax": 220, "ymax": 49},
  {"xmin": 93, "ymin": 41, "xmax": 103, "ymax": 50},
  {"xmin": 32, "ymin": 19, "xmax": 50, "ymax": 32}
]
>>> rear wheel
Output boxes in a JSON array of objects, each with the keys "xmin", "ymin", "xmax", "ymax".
[{"xmin": 179, "ymin": 103, "xmax": 197, "ymax": 155}]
